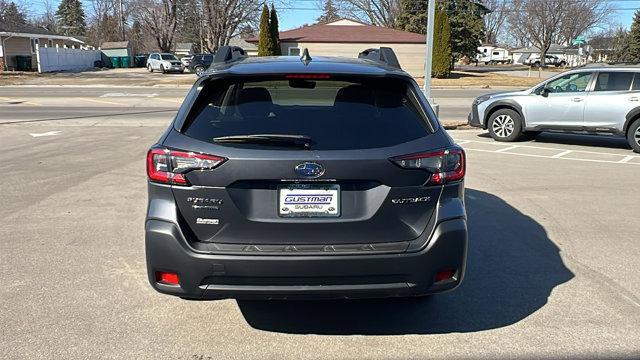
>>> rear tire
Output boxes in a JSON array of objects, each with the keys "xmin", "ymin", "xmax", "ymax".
[
  {"xmin": 195, "ymin": 65, "xmax": 205, "ymax": 76},
  {"xmin": 627, "ymin": 119, "xmax": 640, "ymax": 153},
  {"xmin": 488, "ymin": 109, "xmax": 523, "ymax": 142}
]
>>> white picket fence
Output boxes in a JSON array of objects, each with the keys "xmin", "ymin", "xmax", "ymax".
[{"xmin": 36, "ymin": 46, "xmax": 101, "ymax": 73}]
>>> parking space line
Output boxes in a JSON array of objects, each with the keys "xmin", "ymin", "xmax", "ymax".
[
  {"xmin": 495, "ymin": 145, "xmax": 519, "ymax": 153},
  {"xmin": 456, "ymin": 139, "xmax": 636, "ymax": 158},
  {"xmin": 455, "ymin": 140, "xmax": 471, "ymax": 145},
  {"xmin": 618, "ymin": 155, "xmax": 636, "ymax": 163},
  {"xmin": 552, "ymin": 150, "xmax": 573, "ymax": 158},
  {"xmin": 455, "ymin": 139, "xmax": 640, "ymax": 166}
]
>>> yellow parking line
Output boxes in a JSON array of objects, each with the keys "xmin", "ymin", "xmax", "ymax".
[{"xmin": 75, "ymin": 97, "xmax": 125, "ymax": 106}]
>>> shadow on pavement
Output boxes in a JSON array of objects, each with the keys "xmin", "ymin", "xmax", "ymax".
[
  {"xmin": 476, "ymin": 131, "xmax": 631, "ymax": 150},
  {"xmin": 237, "ymin": 189, "xmax": 574, "ymax": 335}
]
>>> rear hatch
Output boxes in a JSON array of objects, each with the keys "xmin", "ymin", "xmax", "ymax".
[{"xmin": 155, "ymin": 75, "xmax": 458, "ymax": 248}]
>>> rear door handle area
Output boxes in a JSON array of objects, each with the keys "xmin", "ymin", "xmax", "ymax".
[
  {"xmin": 572, "ymin": 97, "xmax": 584, "ymax": 102},
  {"xmin": 630, "ymin": 97, "xmax": 639, "ymax": 102}
]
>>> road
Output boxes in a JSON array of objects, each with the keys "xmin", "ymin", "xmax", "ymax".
[
  {"xmin": 0, "ymin": 106, "xmax": 638, "ymax": 359},
  {"xmin": 0, "ymin": 86, "xmax": 507, "ymax": 124}
]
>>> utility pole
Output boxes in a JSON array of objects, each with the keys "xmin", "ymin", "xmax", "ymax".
[
  {"xmin": 423, "ymin": 0, "xmax": 435, "ymax": 99},
  {"xmin": 423, "ymin": 0, "xmax": 438, "ymax": 115},
  {"xmin": 120, "ymin": 0, "xmax": 126, "ymax": 41}
]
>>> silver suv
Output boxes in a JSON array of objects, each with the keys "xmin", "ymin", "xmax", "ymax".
[{"xmin": 468, "ymin": 65, "xmax": 640, "ymax": 153}]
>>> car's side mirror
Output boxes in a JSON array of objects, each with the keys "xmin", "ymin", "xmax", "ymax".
[{"xmin": 539, "ymin": 88, "xmax": 550, "ymax": 97}]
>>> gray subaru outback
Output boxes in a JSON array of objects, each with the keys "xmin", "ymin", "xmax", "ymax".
[
  {"xmin": 469, "ymin": 64, "xmax": 640, "ymax": 153},
  {"xmin": 145, "ymin": 47, "xmax": 467, "ymax": 300}
]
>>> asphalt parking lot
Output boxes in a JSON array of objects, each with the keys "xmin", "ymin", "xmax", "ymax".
[{"xmin": 1, "ymin": 106, "xmax": 639, "ymax": 359}]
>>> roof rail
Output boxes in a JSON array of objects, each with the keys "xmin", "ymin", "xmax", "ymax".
[
  {"xmin": 213, "ymin": 46, "xmax": 247, "ymax": 64},
  {"xmin": 358, "ymin": 47, "xmax": 401, "ymax": 70},
  {"xmin": 576, "ymin": 62, "xmax": 640, "ymax": 68}
]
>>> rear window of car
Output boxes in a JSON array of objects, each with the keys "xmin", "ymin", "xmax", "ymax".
[
  {"xmin": 182, "ymin": 76, "xmax": 433, "ymax": 150},
  {"xmin": 594, "ymin": 72, "xmax": 634, "ymax": 91},
  {"xmin": 633, "ymin": 73, "xmax": 640, "ymax": 91}
]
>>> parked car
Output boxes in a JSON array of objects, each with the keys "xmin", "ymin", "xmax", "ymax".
[
  {"xmin": 525, "ymin": 54, "xmax": 567, "ymax": 68},
  {"xmin": 468, "ymin": 65, "xmax": 640, "ymax": 153},
  {"xmin": 180, "ymin": 56, "xmax": 192, "ymax": 67},
  {"xmin": 145, "ymin": 46, "xmax": 468, "ymax": 300},
  {"xmin": 147, "ymin": 53, "xmax": 185, "ymax": 73},
  {"xmin": 187, "ymin": 53, "xmax": 215, "ymax": 76}
]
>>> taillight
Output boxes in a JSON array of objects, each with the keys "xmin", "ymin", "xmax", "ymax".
[
  {"xmin": 146, "ymin": 147, "xmax": 226, "ymax": 185},
  {"xmin": 391, "ymin": 147, "xmax": 465, "ymax": 185}
]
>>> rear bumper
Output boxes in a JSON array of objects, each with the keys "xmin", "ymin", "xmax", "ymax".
[{"xmin": 145, "ymin": 218, "xmax": 468, "ymax": 300}]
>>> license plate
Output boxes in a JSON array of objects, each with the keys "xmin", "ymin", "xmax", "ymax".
[{"xmin": 278, "ymin": 185, "xmax": 340, "ymax": 217}]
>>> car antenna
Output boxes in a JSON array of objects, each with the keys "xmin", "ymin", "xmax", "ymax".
[{"xmin": 300, "ymin": 48, "xmax": 312, "ymax": 66}]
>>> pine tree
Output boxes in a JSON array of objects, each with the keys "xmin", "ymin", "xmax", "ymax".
[
  {"xmin": 257, "ymin": 4, "xmax": 273, "ymax": 56},
  {"xmin": 317, "ymin": 0, "xmax": 340, "ymax": 24},
  {"xmin": 432, "ymin": 10, "xmax": 451, "ymax": 78},
  {"xmin": 55, "ymin": 0, "xmax": 86, "ymax": 36},
  {"xmin": 269, "ymin": 4, "xmax": 281, "ymax": 55},
  {"xmin": 1, "ymin": 2, "xmax": 27, "ymax": 27},
  {"xmin": 395, "ymin": 0, "xmax": 427, "ymax": 34},
  {"xmin": 625, "ymin": 10, "xmax": 640, "ymax": 62}
]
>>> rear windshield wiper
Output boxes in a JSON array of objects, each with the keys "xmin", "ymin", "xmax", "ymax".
[{"xmin": 212, "ymin": 134, "xmax": 313, "ymax": 149}]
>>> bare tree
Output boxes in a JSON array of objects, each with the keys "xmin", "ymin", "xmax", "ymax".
[
  {"xmin": 482, "ymin": 0, "xmax": 507, "ymax": 45},
  {"xmin": 506, "ymin": 0, "xmax": 612, "ymax": 65},
  {"xmin": 201, "ymin": 0, "xmax": 261, "ymax": 51},
  {"xmin": 337, "ymin": 0, "xmax": 400, "ymax": 27},
  {"xmin": 131, "ymin": 0, "xmax": 178, "ymax": 52}
]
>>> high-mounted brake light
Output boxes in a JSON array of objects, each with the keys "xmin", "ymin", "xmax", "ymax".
[
  {"xmin": 391, "ymin": 147, "xmax": 465, "ymax": 185},
  {"xmin": 147, "ymin": 148, "xmax": 226, "ymax": 186},
  {"xmin": 285, "ymin": 74, "xmax": 331, "ymax": 79}
]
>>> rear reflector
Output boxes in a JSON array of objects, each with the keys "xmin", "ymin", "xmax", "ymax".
[
  {"xmin": 390, "ymin": 147, "xmax": 465, "ymax": 185},
  {"xmin": 156, "ymin": 271, "xmax": 180, "ymax": 285},
  {"xmin": 434, "ymin": 269, "xmax": 456, "ymax": 283},
  {"xmin": 147, "ymin": 147, "xmax": 226, "ymax": 186}
]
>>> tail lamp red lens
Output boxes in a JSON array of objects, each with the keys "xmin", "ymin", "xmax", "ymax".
[
  {"xmin": 391, "ymin": 148, "xmax": 465, "ymax": 185},
  {"xmin": 147, "ymin": 148, "xmax": 226, "ymax": 186},
  {"xmin": 155, "ymin": 271, "xmax": 180, "ymax": 285}
]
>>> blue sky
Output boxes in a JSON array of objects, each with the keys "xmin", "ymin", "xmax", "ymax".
[{"xmin": 26, "ymin": 0, "xmax": 640, "ymax": 31}]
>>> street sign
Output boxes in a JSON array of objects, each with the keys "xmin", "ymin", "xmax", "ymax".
[{"xmin": 572, "ymin": 36, "xmax": 587, "ymax": 45}]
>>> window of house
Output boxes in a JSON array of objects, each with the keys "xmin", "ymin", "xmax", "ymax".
[{"xmin": 288, "ymin": 47, "xmax": 301, "ymax": 56}]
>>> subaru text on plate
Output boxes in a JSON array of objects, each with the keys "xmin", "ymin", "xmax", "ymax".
[{"xmin": 145, "ymin": 46, "xmax": 468, "ymax": 300}]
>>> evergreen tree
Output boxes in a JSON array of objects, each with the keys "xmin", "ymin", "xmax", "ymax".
[
  {"xmin": 55, "ymin": 0, "xmax": 86, "ymax": 36},
  {"xmin": 441, "ymin": 0, "xmax": 484, "ymax": 64},
  {"xmin": 257, "ymin": 4, "xmax": 273, "ymax": 56},
  {"xmin": 395, "ymin": 0, "xmax": 427, "ymax": 34},
  {"xmin": 623, "ymin": 10, "xmax": 640, "ymax": 62},
  {"xmin": 269, "ymin": 4, "xmax": 281, "ymax": 55},
  {"xmin": 0, "ymin": 2, "xmax": 26, "ymax": 27},
  {"xmin": 317, "ymin": 0, "xmax": 340, "ymax": 24},
  {"xmin": 395, "ymin": 0, "xmax": 483, "ymax": 65},
  {"xmin": 432, "ymin": 9, "xmax": 451, "ymax": 78}
]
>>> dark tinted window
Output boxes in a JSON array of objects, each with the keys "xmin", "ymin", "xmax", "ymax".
[
  {"xmin": 633, "ymin": 73, "xmax": 640, "ymax": 91},
  {"xmin": 183, "ymin": 77, "xmax": 432, "ymax": 150},
  {"xmin": 594, "ymin": 72, "xmax": 634, "ymax": 91},
  {"xmin": 203, "ymin": 55, "xmax": 214, "ymax": 61}
]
